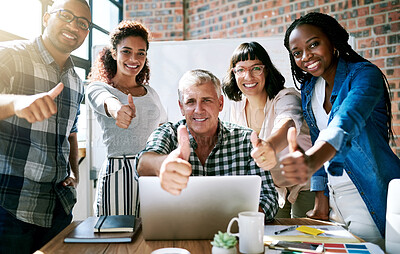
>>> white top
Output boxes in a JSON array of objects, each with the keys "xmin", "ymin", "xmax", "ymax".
[
  {"xmin": 87, "ymin": 81, "xmax": 167, "ymax": 157},
  {"xmin": 230, "ymin": 88, "xmax": 312, "ymax": 207},
  {"xmin": 311, "ymin": 77, "xmax": 352, "ymax": 186}
]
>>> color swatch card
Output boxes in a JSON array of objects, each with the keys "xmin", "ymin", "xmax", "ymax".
[
  {"xmin": 265, "ymin": 242, "xmax": 384, "ymax": 254},
  {"xmin": 323, "ymin": 243, "xmax": 384, "ymax": 254}
]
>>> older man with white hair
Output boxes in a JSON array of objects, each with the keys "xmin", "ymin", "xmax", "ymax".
[{"xmin": 137, "ymin": 69, "xmax": 278, "ymax": 220}]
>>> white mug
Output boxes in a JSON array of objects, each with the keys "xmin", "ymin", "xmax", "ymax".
[{"xmin": 227, "ymin": 211, "xmax": 264, "ymax": 254}]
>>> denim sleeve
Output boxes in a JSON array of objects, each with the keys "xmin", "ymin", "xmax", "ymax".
[
  {"xmin": 310, "ymin": 168, "xmax": 329, "ymax": 197},
  {"xmin": 310, "ymin": 167, "xmax": 327, "ymax": 191},
  {"xmin": 317, "ymin": 64, "xmax": 384, "ymax": 176}
]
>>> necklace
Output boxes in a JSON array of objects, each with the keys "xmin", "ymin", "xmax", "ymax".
[{"xmin": 112, "ymin": 83, "xmax": 146, "ymax": 96}]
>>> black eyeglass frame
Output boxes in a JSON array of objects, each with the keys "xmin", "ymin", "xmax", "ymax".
[{"xmin": 49, "ymin": 9, "xmax": 92, "ymax": 30}]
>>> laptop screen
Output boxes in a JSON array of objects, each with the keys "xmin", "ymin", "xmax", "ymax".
[{"xmin": 139, "ymin": 175, "xmax": 261, "ymax": 240}]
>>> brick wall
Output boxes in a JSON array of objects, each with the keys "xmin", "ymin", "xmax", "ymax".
[{"xmin": 125, "ymin": 0, "xmax": 400, "ymax": 155}]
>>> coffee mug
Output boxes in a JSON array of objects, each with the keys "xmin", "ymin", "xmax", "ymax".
[
  {"xmin": 227, "ymin": 211, "xmax": 264, "ymax": 254},
  {"xmin": 151, "ymin": 248, "xmax": 190, "ymax": 254}
]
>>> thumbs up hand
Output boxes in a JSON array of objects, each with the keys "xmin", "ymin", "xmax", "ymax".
[
  {"xmin": 279, "ymin": 127, "xmax": 309, "ymax": 184},
  {"xmin": 250, "ymin": 131, "xmax": 277, "ymax": 170},
  {"xmin": 14, "ymin": 82, "xmax": 64, "ymax": 123},
  {"xmin": 159, "ymin": 125, "xmax": 192, "ymax": 195},
  {"xmin": 106, "ymin": 94, "xmax": 136, "ymax": 129}
]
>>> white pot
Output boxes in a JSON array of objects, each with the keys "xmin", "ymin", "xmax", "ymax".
[{"xmin": 211, "ymin": 246, "xmax": 237, "ymax": 254}]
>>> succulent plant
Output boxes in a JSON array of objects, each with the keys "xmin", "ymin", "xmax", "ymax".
[{"xmin": 211, "ymin": 231, "xmax": 237, "ymax": 249}]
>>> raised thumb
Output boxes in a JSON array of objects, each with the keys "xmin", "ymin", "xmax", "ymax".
[
  {"xmin": 48, "ymin": 82, "xmax": 64, "ymax": 99},
  {"xmin": 250, "ymin": 131, "xmax": 261, "ymax": 148},
  {"xmin": 177, "ymin": 125, "xmax": 191, "ymax": 161},
  {"xmin": 128, "ymin": 94, "xmax": 136, "ymax": 115},
  {"xmin": 287, "ymin": 127, "xmax": 298, "ymax": 153},
  {"xmin": 128, "ymin": 94, "xmax": 134, "ymax": 107}
]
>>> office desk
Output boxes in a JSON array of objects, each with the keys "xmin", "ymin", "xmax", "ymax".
[{"xmin": 35, "ymin": 218, "xmax": 335, "ymax": 254}]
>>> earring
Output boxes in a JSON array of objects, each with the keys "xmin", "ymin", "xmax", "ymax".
[{"xmin": 334, "ymin": 49, "xmax": 340, "ymax": 58}]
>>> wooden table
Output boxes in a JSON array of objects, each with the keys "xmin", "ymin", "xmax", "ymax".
[{"xmin": 35, "ymin": 218, "xmax": 337, "ymax": 254}]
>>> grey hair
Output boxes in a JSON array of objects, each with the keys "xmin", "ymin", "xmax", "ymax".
[{"xmin": 178, "ymin": 69, "xmax": 221, "ymax": 102}]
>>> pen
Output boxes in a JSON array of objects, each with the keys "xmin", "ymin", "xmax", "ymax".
[{"xmin": 274, "ymin": 225, "xmax": 298, "ymax": 235}]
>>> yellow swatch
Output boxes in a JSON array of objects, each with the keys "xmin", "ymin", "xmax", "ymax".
[{"xmin": 296, "ymin": 226, "xmax": 325, "ymax": 236}]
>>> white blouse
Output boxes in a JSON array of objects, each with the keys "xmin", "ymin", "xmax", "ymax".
[{"xmin": 311, "ymin": 77, "xmax": 352, "ymax": 187}]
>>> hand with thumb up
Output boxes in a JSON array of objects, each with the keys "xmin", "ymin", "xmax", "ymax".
[
  {"xmin": 159, "ymin": 125, "xmax": 192, "ymax": 195},
  {"xmin": 279, "ymin": 127, "xmax": 309, "ymax": 184},
  {"xmin": 105, "ymin": 94, "xmax": 136, "ymax": 129},
  {"xmin": 13, "ymin": 82, "xmax": 64, "ymax": 123},
  {"xmin": 250, "ymin": 131, "xmax": 278, "ymax": 170}
]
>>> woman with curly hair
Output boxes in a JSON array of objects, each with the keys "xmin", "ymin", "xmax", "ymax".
[
  {"xmin": 281, "ymin": 12, "xmax": 400, "ymax": 247},
  {"xmin": 87, "ymin": 20, "xmax": 167, "ymax": 216}
]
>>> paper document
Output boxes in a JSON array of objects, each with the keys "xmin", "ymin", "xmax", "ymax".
[{"xmin": 264, "ymin": 225, "xmax": 360, "ymax": 244}]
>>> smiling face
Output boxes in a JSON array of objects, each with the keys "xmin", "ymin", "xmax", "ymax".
[
  {"xmin": 234, "ymin": 58, "xmax": 266, "ymax": 97},
  {"xmin": 42, "ymin": 0, "xmax": 91, "ymax": 55},
  {"xmin": 179, "ymin": 81, "xmax": 223, "ymax": 138},
  {"xmin": 112, "ymin": 36, "xmax": 147, "ymax": 79},
  {"xmin": 288, "ymin": 24, "xmax": 338, "ymax": 82}
]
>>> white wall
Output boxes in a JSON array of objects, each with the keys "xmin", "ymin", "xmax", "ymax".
[{"xmin": 147, "ymin": 37, "xmax": 294, "ymax": 123}]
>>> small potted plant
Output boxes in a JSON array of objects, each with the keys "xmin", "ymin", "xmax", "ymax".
[{"xmin": 211, "ymin": 231, "xmax": 237, "ymax": 254}]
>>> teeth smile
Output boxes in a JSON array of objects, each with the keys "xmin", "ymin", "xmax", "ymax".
[
  {"xmin": 62, "ymin": 32, "xmax": 75, "ymax": 40},
  {"xmin": 244, "ymin": 83, "xmax": 257, "ymax": 88},
  {"xmin": 194, "ymin": 118, "xmax": 206, "ymax": 122},
  {"xmin": 126, "ymin": 64, "xmax": 139, "ymax": 68},
  {"xmin": 307, "ymin": 62, "xmax": 319, "ymax": 69}
]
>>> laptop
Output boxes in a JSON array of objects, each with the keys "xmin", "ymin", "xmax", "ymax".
[{"xmin": 138, "ymin": 175, "xmax": 261, "ymax": 240}]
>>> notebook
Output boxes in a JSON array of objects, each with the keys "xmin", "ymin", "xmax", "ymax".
[
  {"xmin": 139, "ymin": 175, "xmax": 261, "ymax": 240},
  {"xmin": 64, "ymin": 217, "xmax": 141, "ymax": 243},
  {"xmin": 94, "ymin": 215, "xmax": 136, "ymax": 233}
]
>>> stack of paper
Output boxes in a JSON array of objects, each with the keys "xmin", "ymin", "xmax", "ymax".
[{"xmin": 264, "ymin": 225, "xmax": 360, "ymax": 244}]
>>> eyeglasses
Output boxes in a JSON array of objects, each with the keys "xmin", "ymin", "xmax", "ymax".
[
  {"xmin": 232, "ymin": 65, "xmax": 265, "ymax": 77},
  {"xmin": 50, "ymin": 9, "xmax": 91, "ymax": 30}
]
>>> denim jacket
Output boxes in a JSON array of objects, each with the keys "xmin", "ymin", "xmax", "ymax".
[{"xmin": 301, "ymin": 57, "xmax": 400, "ymax": 237}]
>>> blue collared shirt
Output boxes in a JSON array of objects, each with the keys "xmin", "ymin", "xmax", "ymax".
[{"xmin": 301, "ymin": 57, "xmax": 400, "ymax": 237}]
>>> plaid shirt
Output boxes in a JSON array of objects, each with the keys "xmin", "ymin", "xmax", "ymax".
[
  {"xmin": 0, "ymin": 37, "xmax": 84, "ymax": 227},
  {"xmin": 138, "ymin": 119, "xmax": 278, "ymax": 220}
]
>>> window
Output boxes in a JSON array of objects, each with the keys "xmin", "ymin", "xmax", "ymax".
[
  {"xmin": 93, "ymin": 0, "xmax": 120, "ymax": 32},
  {"xmin": 0, "ymin": 0, "xmax": 42, "ymax": 40},
  {"xmin": 0, "ymin": 0, "xmax": 123, "ymax": 79},
  {"xmin": 0, "ymin": 0, "xmax": 123, "ymax": 145}
]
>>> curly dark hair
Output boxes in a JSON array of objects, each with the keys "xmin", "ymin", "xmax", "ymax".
[
  {"xmin": 222, "ymin": 41, "xmax": 285, "ymax": 102},
  {"xmin": 284, "ymin": 12, "xmax": 393, "ymax": 140},
  {"xmin": 88, "ymin": 20, "xmax": 150, "ymax": 85}
]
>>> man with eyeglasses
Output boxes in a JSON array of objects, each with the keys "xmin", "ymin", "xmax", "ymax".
[{"xmin": 0, "ymin": 0, "xmax": 91, "ymax": 253}]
